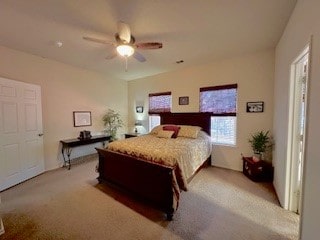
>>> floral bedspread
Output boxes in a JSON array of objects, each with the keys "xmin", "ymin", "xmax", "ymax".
[{"xmin": 107, "ymin": 131, "xmax": 212, "ymax": 191}]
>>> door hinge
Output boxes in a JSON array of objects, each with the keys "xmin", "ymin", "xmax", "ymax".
[
  {"xmin": 299, "ymin": 134, "xmax": 304, "ymax": 141},
  {"xmin": 301, "ymin": 75, "xmax": 306, "ymax": 84}
]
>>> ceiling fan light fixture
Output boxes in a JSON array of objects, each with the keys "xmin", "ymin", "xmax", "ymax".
[
  {"xmin": 83, "ymin": 21, "xmax": 163, "ymax": 64},
  {"xmin": 116, "ymin": 44, "xmax": 134, "ymax": 57}
]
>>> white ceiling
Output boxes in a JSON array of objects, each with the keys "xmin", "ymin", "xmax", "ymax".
[{"xmin": 0, "ymin": 0, "xmax": 296, "ymax": 81}]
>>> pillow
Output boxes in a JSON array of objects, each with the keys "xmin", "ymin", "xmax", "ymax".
[
  {"xmin": 150, "ymin": 125, "xmax": 164, "ymax": 135},
  {"xmin": 163, "ymin": 125, "xmax": 180, "ymax": 138},
  {"xmin": 157, "ymin": 130, "xmax": 175, "ymax": 139},
  {"xmin": 177, "ymin": 125, "xmax": 201, "ymax": 139}
]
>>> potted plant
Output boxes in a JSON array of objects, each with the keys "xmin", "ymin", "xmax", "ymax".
[
  {"xmin": 248, "ymin": 130, "xmax": 271, "ymax": 161},
  {"xmin": 102, "ymin": 109, "xmax": 123, "ymax": 141}
]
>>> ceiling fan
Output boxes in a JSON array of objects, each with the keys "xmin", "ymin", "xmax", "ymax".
[{"xmin": 83, "ymin": 21, "xmax": 163, "ymax": 70}]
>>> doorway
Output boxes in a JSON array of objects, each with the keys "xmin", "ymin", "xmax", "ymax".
[
  {"xmin": 287, "ymin": 45, "xmax": 310, "ymax": 214},
  {"xmin": 0, "ymin": 77, "xmax": 44, "ymax": 191}
]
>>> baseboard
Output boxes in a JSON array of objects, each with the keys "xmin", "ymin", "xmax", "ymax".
[
  {"xmin": 0, "ymin": 218, "xmax": 4, "ymax": 235},
  {"xmin": 0, "ymin": 196, "xmax": 3, "ymax": 236}
]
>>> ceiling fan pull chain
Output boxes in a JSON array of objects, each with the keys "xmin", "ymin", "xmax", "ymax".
[{"xmin": 125, "ymin": 57, "xmax": 128, "ymax": 72}]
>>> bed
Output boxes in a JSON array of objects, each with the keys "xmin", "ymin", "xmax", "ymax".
[{"xmin": 96, "ymin": 112, "xmax": 212, "ymax": 220}]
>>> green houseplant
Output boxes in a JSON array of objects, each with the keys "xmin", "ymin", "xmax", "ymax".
[
  {"xmin": 102, "ymin": 109, "xmax": 123, "ymax": 141},
  {"xmin": 248, "ymin": 130, "xmax": 271, "ymax": 160}
]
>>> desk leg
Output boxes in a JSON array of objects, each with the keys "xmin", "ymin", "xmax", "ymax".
[
  {"xmin": 62, "ymin": 146, "xmax": 72, "ymax": 170},
  {"xmin": 61, "ymin": 147, "xmax": 66, "ymax": 167}
]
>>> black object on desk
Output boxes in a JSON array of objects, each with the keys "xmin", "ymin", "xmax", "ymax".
[{"xmin": 60, "ymin": 135, "xmax": 111, "ymax": 170}]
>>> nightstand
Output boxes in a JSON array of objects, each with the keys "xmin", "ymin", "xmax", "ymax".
[
  {"xmin": 242, "ymin": 157, "xmax": 274, "ymax": 182},
  {"xmin": 124, "ymin": 133, "xmax": 141, "ymax": 138}
]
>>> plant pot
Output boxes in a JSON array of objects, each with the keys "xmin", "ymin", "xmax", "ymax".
[{"xmin": 252, "ymin": 153, "xmax": 261, "ymax": 162}]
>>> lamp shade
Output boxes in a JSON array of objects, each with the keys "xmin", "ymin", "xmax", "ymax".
[{"xmin": 117, "ymin": 44, "xmax": 134, "ymax": 57}]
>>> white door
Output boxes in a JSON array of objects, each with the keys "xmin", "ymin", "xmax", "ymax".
[
  {"xmin": 288, "ymin": 46, "xmax": 309, "ymax": 213},
  {"xmin": 0, "ymin": 77, "xmax": 44, "ymax": 191}
]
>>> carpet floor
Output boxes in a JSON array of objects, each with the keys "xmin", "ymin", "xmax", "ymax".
[{"xmin": 0, "ymin": 156, "xmax": 299, "ymax": 240}]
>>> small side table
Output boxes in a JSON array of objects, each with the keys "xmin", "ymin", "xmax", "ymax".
[
  {"xmin": 242, "ymin": 157, "xmax": 274, "ymax": 182},
  {"xmin": 124, "ymin": 133, "xmax": 141, "ymax": 138}
]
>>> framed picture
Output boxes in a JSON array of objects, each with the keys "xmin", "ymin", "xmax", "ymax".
[
  {"xmin": 136, "ymin": 106, "xmax": 144, "ymax": 113},
  {"xmin": 73, "ymin": 111, "xmax": 92, "ymax": 127},
  {"xmin": 246, "ymin": 102, "xmax": 264, "ymax": 113},
  {"xmin": 179, "ymin": 96, "xmax": 189, "ymax": 105}
]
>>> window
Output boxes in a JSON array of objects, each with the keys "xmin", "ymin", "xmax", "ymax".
[
  {"xmin": 148, "ymin": 91, "xmax": 171, "ymax": 131},
  {"xmin": 211, "ymin": 116, "xmax": 236, "ymax": 145},
  {"xmin": 200, "ymin": 84, "xmax": 237, "ymax": 145},
  {"xmin": 149, "ymin": 115, "xmax": 161, "ymax": 132},
  {"xmin": 148, "ymin": 91, "xmax": 172, "ymax": 114}
]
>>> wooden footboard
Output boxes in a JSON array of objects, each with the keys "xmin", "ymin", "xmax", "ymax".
[
  {"xmin": 96, "ymin": 148, "xmax": 176, "ymax": 220},
  {"xmin": 95, "ymin": 111, "xmax": 212, "ymax": 220}
]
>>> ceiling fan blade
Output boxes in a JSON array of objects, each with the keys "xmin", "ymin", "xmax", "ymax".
[
  {"xmin": 117, "ymin": 21, "xmax": 131, "ymax": 43},
  {"xmin": 83, "ymin": 36, "xmax": 114, "ymax": 45},
  {"xmin": 135, "ymin": 42, "xmax": 163, "ymax": 49},
  {"xmin": 133, "ymin": 51, "xmax": 146, "ymax": 62}
]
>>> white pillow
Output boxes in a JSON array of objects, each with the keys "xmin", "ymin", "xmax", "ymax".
[
  {"xmin": 157, "ymin": 130, "xmax": 174, "ymax": 138},
  {"xmin": 177, "ymin": 125, "xmax": 201, "ymax": 138}
]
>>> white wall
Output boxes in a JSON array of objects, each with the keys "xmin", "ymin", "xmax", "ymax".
[
  {"xmin": 0, "ymin": 45, "xmax": 128, "ymax": 170},
  {"xmin": 128, "ymin": 49, "xmax": 274, "ymax": 171},
  {"xmin": 273, "ymin": 0, "xmax": 320, "ymax": 239}
]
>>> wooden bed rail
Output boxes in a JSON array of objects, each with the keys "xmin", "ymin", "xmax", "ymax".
[{"xmin": 96, "ymin": 148, "xmax": 176, "ymax": 220}]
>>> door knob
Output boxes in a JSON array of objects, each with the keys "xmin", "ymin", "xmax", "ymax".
[{"xmin": 38, "ymin": 133, "xmax": 44, "ymax": 137}]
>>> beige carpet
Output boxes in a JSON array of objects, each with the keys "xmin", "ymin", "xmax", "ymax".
[{"xmin": 0, "ymin": 156, "xmax": 299, "ymax": 240}]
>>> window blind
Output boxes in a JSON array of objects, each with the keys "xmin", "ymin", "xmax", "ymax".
[
  {"xmin": 200, "ymin": 84, "xmax": 238, "ymax": 146},
  {"xmin": 199, "ymin": 84, "xmax": 237, "ymax": 115},
  {"xmin": 148, "ymin": 91, "xmax": 172, "ymax": 114}
]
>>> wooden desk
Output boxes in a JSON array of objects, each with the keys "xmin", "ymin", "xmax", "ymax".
[{"xmin": 60, "ymin": 135, "xmax": 111, "ymax": 170}]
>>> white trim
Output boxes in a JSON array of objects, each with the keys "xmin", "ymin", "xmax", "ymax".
[
  {"xmin": 285, "ymin": 40, "xmax": 311, "ymax": 212},
  {"xmin": 298, "ymin": 35, "xmax": 313, "ymax": 240},
  {"xmin": 0, "ymin": 197, "xmax": 4, "ymax": 235},
  {"xmin": 0, "ymin": 218, "xmax": 4, "ymax": 236}
]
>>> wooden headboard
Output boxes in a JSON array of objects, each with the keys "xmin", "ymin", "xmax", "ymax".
[{"xmin": 159, "ymin": 112, "xmax": 211, "ymax": 135}]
